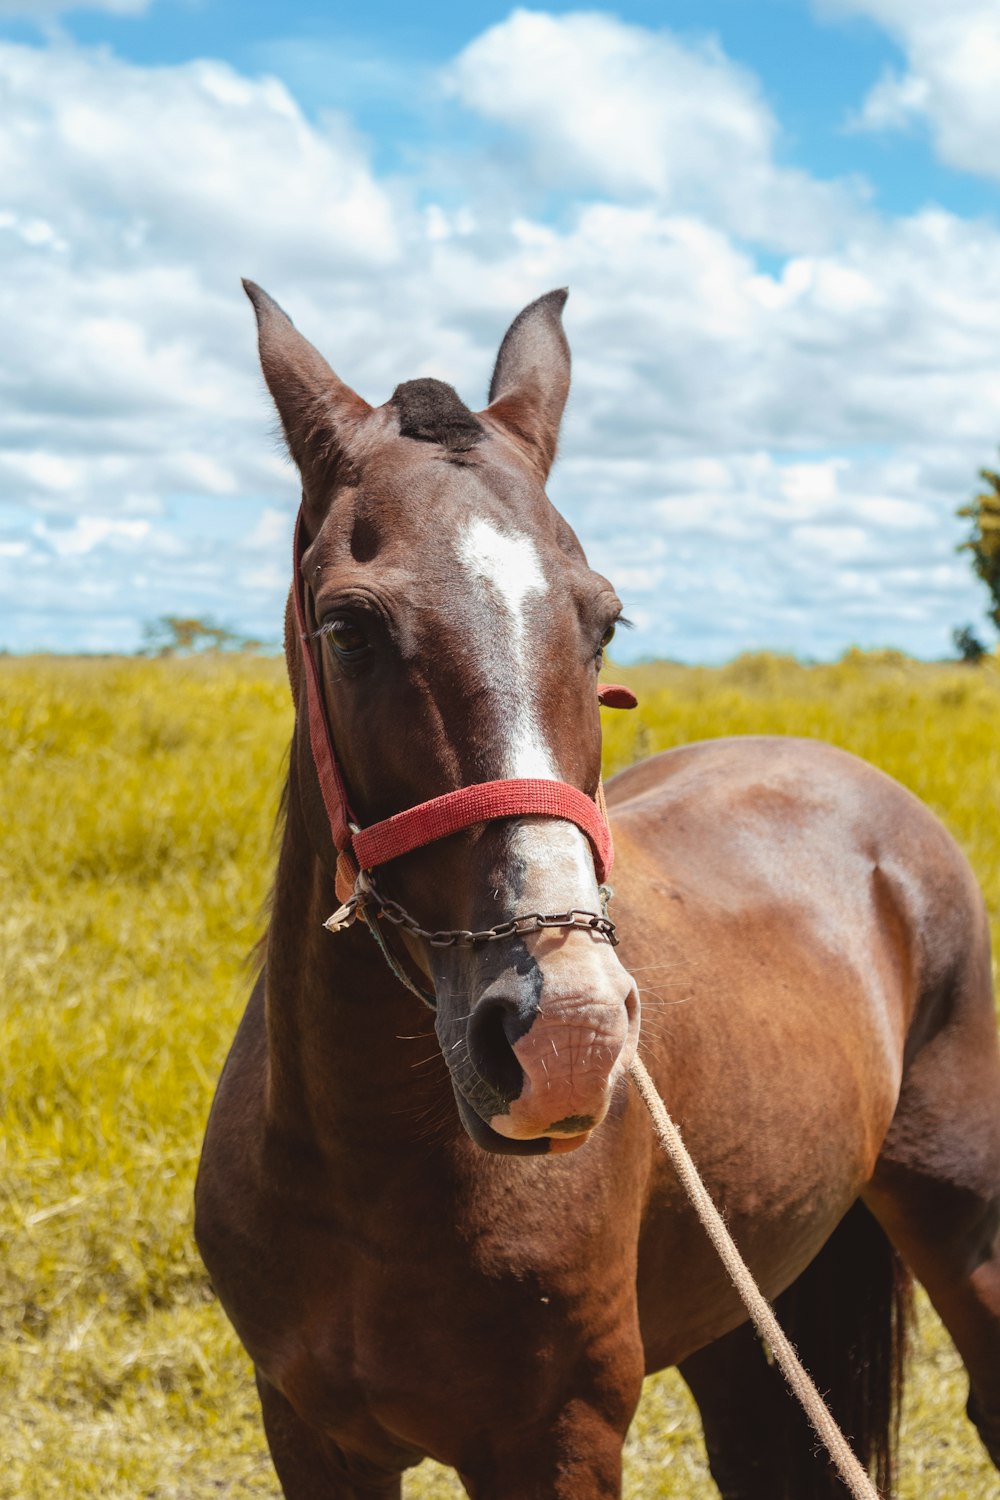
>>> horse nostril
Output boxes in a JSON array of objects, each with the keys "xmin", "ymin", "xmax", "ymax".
[{"xmin": 467, "ymin": 995, "xmax": 528, "ymax": 1105}]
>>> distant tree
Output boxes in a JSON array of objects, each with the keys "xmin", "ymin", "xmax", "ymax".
[
  {"xmin": 957, "ymin": 463, "xmax": 1000, "ymax": 637},
  {"xmin": 953, "ymin": 625, "xmax": 986, "ymax": 663},
  {"xmin": 141, "ymin": 615, "xmax": 263, "ymax": 656}
]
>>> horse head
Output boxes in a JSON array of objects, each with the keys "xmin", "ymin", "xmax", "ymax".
[{"xmin": 246, "ymin": 282, "xmax": 640, "ymax": 1156}]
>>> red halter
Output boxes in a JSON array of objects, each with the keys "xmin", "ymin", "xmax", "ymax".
[{"xmin": 291, "ymin": 510, "xmax": 637, "ymax": 906}]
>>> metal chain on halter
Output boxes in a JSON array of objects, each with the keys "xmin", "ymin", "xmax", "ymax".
[{"xmin": 325, "ymin": 871, "xmax": 619, "ymax": 948}]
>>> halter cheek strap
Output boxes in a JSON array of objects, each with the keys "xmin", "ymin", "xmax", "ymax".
[{"xmin": 290, "ymin": 508, "xmax": 637, "ymax": 910}]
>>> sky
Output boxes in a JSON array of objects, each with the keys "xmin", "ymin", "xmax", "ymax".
[{"xmin": 2, "ymin": 0, "xmax": 1000, "ymax": 661}]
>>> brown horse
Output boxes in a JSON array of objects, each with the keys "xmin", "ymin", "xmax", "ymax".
[{"xmin": 195, "ymin": 285, "xmax": 1000, "ymax": 1498}]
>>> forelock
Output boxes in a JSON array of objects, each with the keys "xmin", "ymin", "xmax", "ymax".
[{"xmin": 391, "ymin": 378, "xmax": 486, "ymax": 453}]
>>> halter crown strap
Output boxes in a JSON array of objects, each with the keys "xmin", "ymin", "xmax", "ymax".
[{"xmin": 291, "ymin": 508, "xmax": 633, "ymax": 904}]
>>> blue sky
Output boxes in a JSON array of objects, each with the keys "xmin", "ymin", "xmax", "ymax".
[{"xmin": 2, "ymin": 0, "xmax": 999, "ymax": 659}]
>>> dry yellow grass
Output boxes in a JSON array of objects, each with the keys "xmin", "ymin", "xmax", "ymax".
[{"xmin": 2, "ymin": 650, "xmax": 999, "ymax": 1497}]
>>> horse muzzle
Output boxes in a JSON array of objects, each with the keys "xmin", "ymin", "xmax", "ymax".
[
  {"xmin": 487, "ymin": 989, "xmax": 640, "ymax": 1147},
  {"xmin": 445, "ymin": 945, "xmax": 640, "ymax": 1154}
]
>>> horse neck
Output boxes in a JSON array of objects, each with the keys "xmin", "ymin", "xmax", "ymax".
[{"xmin": 261, "ymin": 763, "xmax": 453, "ymax": 1162}]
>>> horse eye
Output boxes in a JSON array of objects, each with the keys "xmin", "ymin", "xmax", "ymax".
[
  {"xmin": 597, "ymin": 622, "xmax": 616, "ymax": 655},
  {"xmin": 324, "ymin": 617, "xmax": 368, "ymax": 657}
]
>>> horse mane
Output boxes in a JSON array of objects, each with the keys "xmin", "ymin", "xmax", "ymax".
[{"xmin": 391, "ymin": 378, "xmax": 485, "ymax": 452}]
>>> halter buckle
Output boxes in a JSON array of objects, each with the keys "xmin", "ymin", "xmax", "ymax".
[{"xmin": 323, "ymin": 896, "xmax": 360, "ymax": 932}]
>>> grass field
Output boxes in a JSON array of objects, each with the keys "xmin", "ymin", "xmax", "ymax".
[{"xmin": 3, "ymin": 650, "xmax": 999, "ymax": 1498}]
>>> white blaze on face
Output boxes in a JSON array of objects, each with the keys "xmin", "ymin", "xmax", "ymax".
[
  {"xmin": 457, "ymin": 517, "xmax": 549, "ymax": 775},
  {"xmin": 454, "ymin": 516, "xmax": 639, "ymax": 1144},
  {"xmin": 455, "ymin": 516, "xmax": 598, "ymax": 907}
]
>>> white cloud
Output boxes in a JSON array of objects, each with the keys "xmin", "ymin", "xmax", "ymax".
[
  {"xmin": 0, "ymin": 20, "xmax": 998, "ymax": 658},
  {"xmin": 0, "ymin": 36, "xmax": 407, "ymax": 650},
  {"xmin": 563, "ymin": 438, "xmax": 977, "ymax": 658},
  {"xmin": 0, "ymin": 44, "xmax": 397, "ymax": 275},
  {"xmin": 34, "ymin": 514, "xmax": 150, "ymax": 557},
  {"xmin": 849, "ymin": 68, "xmax": 929, "ymax": 134},
  {"xmin": 829, "ymin": 0, "xmax": 1000, "ymax": 179},
  {"xmin": 446, "ymin": 8, "xmax": 859, "ymax": 252},
  {"xmin": 0, "ymin": 39, "xmax": 398, "ymax": 515},
  {"xmin": 0, "ymin": 1, "xmax": 147, "ymax": 13}
]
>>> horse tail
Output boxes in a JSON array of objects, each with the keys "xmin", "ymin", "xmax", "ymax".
[{"xmin": 774, "ymin": 1198, "xmax": 912, "ymax": 1497}]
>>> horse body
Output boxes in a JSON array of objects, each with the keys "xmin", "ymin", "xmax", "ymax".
[
  {"xmin": 195, "ymin": 287, "xmax": 1000, "ymax": 1497},
  {"xmin": 617, "ymin": 735, "xmax": 979, "ymax": 1359}
]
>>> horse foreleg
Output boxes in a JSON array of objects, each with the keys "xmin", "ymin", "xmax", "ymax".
[
  {"xmin": 256, "ymin": 1373, "xmax": 404, "ymax": 1500},
  {"xmin": 457, "ymin": 1388, "xmax": 640, "ymax": 1500},
  {"xmin": 864, "ymin": 960, "xmax": 1000, "ymax": 1472}
]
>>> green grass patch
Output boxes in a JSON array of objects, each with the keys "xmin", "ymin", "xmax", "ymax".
[{"xmin": 3, "ymin": 651, "xmax": 999, "ymax": 1497}]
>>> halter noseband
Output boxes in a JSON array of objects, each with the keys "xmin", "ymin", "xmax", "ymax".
[{"xmin": 291, "ymin": 509, "xmax": 636, "ymax": 1004}]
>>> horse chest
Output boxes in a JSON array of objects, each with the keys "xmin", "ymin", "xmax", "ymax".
[
  {"xmin": 242, "ymin": 1200, "xmax": 638, "ymax": 1462},
  {"xmin": 203, "ymin": 1120, "xmax": 644, "ymax": 1456}
]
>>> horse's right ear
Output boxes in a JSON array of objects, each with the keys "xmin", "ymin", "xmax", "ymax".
[
  {"xmin": 484, "ymin": 289, "xmax": 571, "ymax": 482},
  {"xmin": 243, "ymin": 280, "xmax": 371, "ymax": 525}
]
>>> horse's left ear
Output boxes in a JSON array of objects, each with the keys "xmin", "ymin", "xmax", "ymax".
[{"xmin": 484, "ymin": 289, "xmax": 571, "ymax": 481}]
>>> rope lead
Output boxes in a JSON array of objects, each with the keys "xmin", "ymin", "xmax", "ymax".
[{"xmin": 628, "ymin": 1056, "xmax": 882, "ymax": 1500}]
